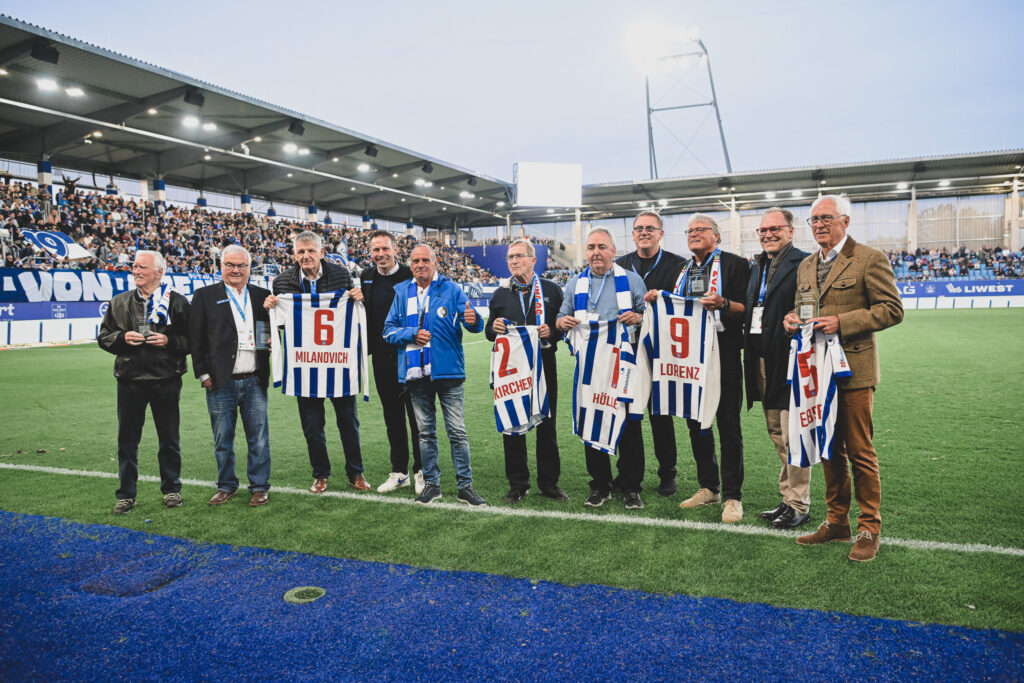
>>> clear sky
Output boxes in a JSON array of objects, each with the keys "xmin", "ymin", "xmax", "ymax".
[{"xmin": 4, "ymin": 0, "xmax": 1023, "ymax": 184}]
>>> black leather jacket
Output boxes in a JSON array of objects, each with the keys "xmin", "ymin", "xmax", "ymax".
[{"xmin": 97, "ymin": 288, "xmax": 190, "ymax": 381}]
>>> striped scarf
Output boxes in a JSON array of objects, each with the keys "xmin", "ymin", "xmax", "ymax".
[
  {"xmin": 404, "ymin": 272, "xmax": 438, "ymax": 381},
  {"xmin": 147, "ymin": 283, "xmax": 173, "ymax": 325},
  {"xmin": 674, "ymin": 249, "xmax": 724, "ymax": 332},
  {"xmin": 573, "ymin": 264, "xmax": 631, "ymax": 319}
]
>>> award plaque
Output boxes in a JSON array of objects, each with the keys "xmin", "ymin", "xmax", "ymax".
[
  {"xmin": 797, "ymin": 290, "xmax": 818, "ymax": 322},
  {"xmin": 255, "ymin": 321, "xmax": 270, "ymax": 350}
]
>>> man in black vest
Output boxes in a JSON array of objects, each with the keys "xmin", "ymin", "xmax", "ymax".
[
  {"xmin": 743, "ymin": 208, "xmax": 810, "ymax": 529},
  {"xmin": 617, "ymin": 210, "xmax": 686, "ymax": 496},
  {"xmin": 265, "ymin": 230, "xmax": 368, "ymax": 494},
  {"xmin": 486, "ymin": 238, "xmax": 566, "ymax": 502},
  {"xmin": 360, "ymin": 230, "xmax": 423, "ymax": 494}
]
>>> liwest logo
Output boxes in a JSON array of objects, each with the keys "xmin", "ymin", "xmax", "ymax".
[{"xmin": 0, "ymin": 303, "xmax": 14, "ymax": 317}]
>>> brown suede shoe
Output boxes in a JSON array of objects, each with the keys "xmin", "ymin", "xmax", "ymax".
[
  {"xmin": 795, "ymin": 520, "xmax": 853, "ymax": 545},
  {"xmin": 848, "ymin": 531, "xmax": 880, "ymax": 562},
  {"xmin": 249, "ymin": 490, "xmax": 269, "ymax": 507},
  {"xmin": 350, "ymin": 474, "xmax": 370, "ymax": 491},
  {"xmin": 208, "ymin": 490, "xmax": 237, "ymax": 506},
  {"xmin": 309, "ymin": 478, "xmax": 328, "ymax": 494}
]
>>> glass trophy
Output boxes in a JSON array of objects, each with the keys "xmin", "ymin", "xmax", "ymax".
[
  {"xmin": 797, "ymin": 290, "xmax": 818, "ymax": 322},
  {"xmin": 255, "ymin": 321, "xmax": 270, "ymax": 350},
  {"xmin": 136, "ymin": 314, "xmax": 152, "ymax": 337}
]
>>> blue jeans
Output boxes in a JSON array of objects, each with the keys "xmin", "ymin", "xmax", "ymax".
[
  {"xmin": 408, "ymin": 378, "xmax": 472, "ymax": 488},
  {"xmin": 205, "ymin": 376, "xmax": 271, "ymax": 493}
]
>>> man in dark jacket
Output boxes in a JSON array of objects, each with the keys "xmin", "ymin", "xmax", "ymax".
[
  {"xmin": 617, "ymin": 210, "xmax": 686, "ymax": 496},
  {"xmin": 99, "ymin": 250, "xmax": 190, "ymax": 514},
  {"xmin": 486, "ymin": 238, "xmax": 566, "ymax": 503},
  {"xmin": 266, "ymin": 230, "xmax": 368, "ymax": 494},
  {"xmin": 743, "ymin": 208, "xmax": 810, "ymax": 529},
  {"xmin": 360, "ymin": 230, "xmax": 422, "ymax": 494}
]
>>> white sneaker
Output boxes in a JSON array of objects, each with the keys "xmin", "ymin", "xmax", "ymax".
[
  {"xmin": 722, "ymin": 499, "xmax": 744, "ymax": 523},
  {"xmin": 377, "ymin": 472, "xmax": 411, "ymax": 493},
  {"xmin": 414, "ymin": 470, "xmax": 425, "ymax": 495}
]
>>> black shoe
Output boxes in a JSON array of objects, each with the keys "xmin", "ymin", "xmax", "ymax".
[
  {"xmin": 539, "ymin": 486, "xmax": 569, "ymax": 502},
  {"xmin": 772, "ymin": 507, "xmax": 810, "ymax": 529},
  {"xmin": 457, "ymin": 484, "xmax": 487, "ymax": 507},
  {"xmin": 414, "ymin": 482, "xmax": 442, "ymax": 505},
  {"xmin": 759, "ymin": 502, "xmax": 789, "ymax": 521},
  {"xmin": 502, "ymin": 487, "xmax": 529, "ymax": 503},
  {"xmin": 658, "ymin": 477, "xmax": 677, "ymax": 497},
  {"xmin": 584, "ymin": 490, "xmax": 611, "ymax": 507},
  {"xmin": 624, "ymin": 492, "xmax": 644, "ymax": 510}
]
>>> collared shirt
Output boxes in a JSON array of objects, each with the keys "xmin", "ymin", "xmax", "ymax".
[
  {"xmin": 819, "ymin": 234, "xmax": 849, "ymax": 264},
  {"xmin": 301, "ymin": 264, "xmax": 324, "ymax": 293},
  {"xmin": 226, "ymin": 284, "xmax": 256, "ymax": 374},
  {"xmin": 377, "ymin": 262, "xmax": 400, "ymax": 277}
]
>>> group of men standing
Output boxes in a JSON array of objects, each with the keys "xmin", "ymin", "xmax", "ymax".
[{"xmin": 99, "ymin": 193, "xmax": 902, "ymax": 563}]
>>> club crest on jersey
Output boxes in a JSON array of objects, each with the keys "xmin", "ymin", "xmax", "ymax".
[{"xmin": 437, "ymin": 306, "xmax": 448, "ymax": 319}]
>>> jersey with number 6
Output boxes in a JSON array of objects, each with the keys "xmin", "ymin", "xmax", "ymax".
[
  {"xmin": 786, "ymin": 325, "xmax": 852, "ymax": 466},
  {"xmin": 269, "ymin": 292, "xmax": 369, "ymax": 400},
  {"xmin": 566, "ymin": 320, "xmax": 639, "ymax": 454},
  {"xmin": 490, "ymin": 325, "xmax": 549, "ymax": 435},
  {"xmin": 634, "ymin": 291, "xmax": 720, "ymax": 430}
]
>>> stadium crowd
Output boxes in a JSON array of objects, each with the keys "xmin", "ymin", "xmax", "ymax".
[
  {"xmin": 886, "ymin": 247, "xmax": 1022, "ymax": 280},
  {"xmin": 0, "ymin": 178, "xmax": 496, "ymax": 283}
]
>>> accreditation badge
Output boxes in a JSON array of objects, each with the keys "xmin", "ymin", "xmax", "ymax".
[
  {"xmin": 690, "ymin": 277, "xmax": 706, "ymax": 296},
  {"xmin": 750, "ymin": 306, "xmax": 764, "ymax": 334}
]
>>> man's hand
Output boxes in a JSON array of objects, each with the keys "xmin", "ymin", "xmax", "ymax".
[
  {"xmin": 201, "ymin": 377, "xmax": 213, "ymax": 389},
  {"xmin": 415, "ymin": 329, "xmax": 432, "ymax": 346},
  {"xmin": 348, "ymin": 287, "xmax": 364, "ymax": 302},
  {"xmin": 699, "ymin": 292, "xmax": 726, "ymax": 312},
  {"xmin": 464, "ymin": 301, "xmax": 477, "ymax": 326},
  {"xmin": 538, "ymin": 323, "xmax": 551, "ymax": 339},
  {"xmin": 144, "ymin": 332, "xmax": 169, "ymax": 348},
  {"xmin": 811, "ymin": 315, "xmax": 841, "ymax": 335},
  {"xmin": 263, "ymin": 294, "xmax": 278, "ymax": 309},
  {"xmin": 783, "ymin": 312, "xmax": 802, "ymax": 333},
  {"xmin": 557, "ymin": 315, "xmax": 579, "ymax": 332},
  {"xmin": 492, "ymin": 318, "xmax": 507, "ymax": 334},
  {"xmin": 643, "ymin": 289, "xmax": 661, "ymax": 303},
  {"xmin": 124, "ymin": 331, "xmax": 146, "ymax": 346},
  {"xmin": 618, "ymin": 311, "xmax": 643, "ymax": 326}
]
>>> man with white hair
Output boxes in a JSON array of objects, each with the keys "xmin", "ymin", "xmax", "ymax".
[{"xmin": 99, "ymin": 250, "xmax": 191, "ymax": 514}]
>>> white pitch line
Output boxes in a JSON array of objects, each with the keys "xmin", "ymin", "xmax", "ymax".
[{"xmin": 2, "ymin": 462, "xmax": 1022, "ymax": 558}]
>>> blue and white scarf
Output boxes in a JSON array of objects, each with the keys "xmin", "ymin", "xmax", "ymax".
[
  {"xmin": 404, "ymin": 272, "xmax": 438, "ymax": 381},
  {"xmin": 146, "ymin": 282, "xmax": 173, "ymax": 325},
  {"xmin": 573, "ymin": 264, "xmax": 631, "ymax": 319},
  {"xmin": 674, "ymin": 248, "xmax": 724, "ymax": 332}
]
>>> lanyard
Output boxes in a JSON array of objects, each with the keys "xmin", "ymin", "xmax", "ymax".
[
  {"xmin": 757, "ymin": 261, "xmax": 769, "ymax": 305},
  {"xmin": 686, "ymin": 248, "xmax": 719, "ymax": 296},
  {"xmin": 304, "ymin": 276, "xmax": 317, "ymax": 295},
  {"xmin": 226, "ymin": 286, "xmax": 248, "ymax": 322},
  {"xmin": 417, "ymin": 283, "xmax": 431, "ymax": 326},
  {"xmin": 589, "ymin": 270, "xmax": 610, "ymax": 310},
  {"xmin": 631, "ymin": 249, "xmax": 663, "ymax": 281}
]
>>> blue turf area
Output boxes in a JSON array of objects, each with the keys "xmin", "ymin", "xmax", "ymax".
[{"xmin": 1, "ymin": 511, "xmax": 1020, "ymax": 681}]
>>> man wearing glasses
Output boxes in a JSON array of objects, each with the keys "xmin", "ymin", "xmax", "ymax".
[
  {"xmin": 486, "ymin": 239, "xmax": 566, "ymax": 503},
  {"xmin": 189, "ymin": 245, "xmax": 273, "ymax": 507},
  {"xmin": 617, "ymin": 211, "xmax": 686, "ymax": 497},
  {"xmin": 672, "ymin": 214, "xmax": 750, "ymax": 523},
  {"xmin": 784, "ymin": 195, "xmax": 902, "ymax": 562},
  {"xmin": 742, "ymin": 208, "xmax": 810, "ymax": 529}
]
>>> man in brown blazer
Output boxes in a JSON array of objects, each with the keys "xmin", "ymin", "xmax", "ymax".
[{"xmin": 783, "ymin": 195, "xmax": 903, "ymax": 562}]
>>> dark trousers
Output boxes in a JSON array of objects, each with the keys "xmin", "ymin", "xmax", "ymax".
[
  {"xmin": 686, "ymin": 346, "xmax": 744, "ymax": 501},
  {"xmin": 372, "ymin": 347, "xmax": 421, "ymax": 474},
  {"xmin": 504, "ymin": 349, "xmax": 559, "ymax": 490},
  {"xmin": 296, "ymin": 394, "xmax": 363, "ymax": 480},
  {"xmin": 586, "ymin": 418, "xmax": 644, "ymax": 494},
  {"xmin": 116, "ymin": 377, "xmax": 182, "ymax": 499},
  {"xmin": 649, "ymin": 413, "xmax": 677, "ymax": 481}
]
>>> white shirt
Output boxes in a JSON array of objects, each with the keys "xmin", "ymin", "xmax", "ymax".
[
  {"xmin": 819, "ymin": 234, "xmax": 849, "ymax": 264},
  {"xmin": 301, "ymin": 264, "xmax": 324, "ymax": 293},
  {"xmin": 226, "ymin": 284, "xmax": 257, "ymax": 374},
  {"xmin": 377, "ymin": 262, "xmax": 400, "ymax": 277}
]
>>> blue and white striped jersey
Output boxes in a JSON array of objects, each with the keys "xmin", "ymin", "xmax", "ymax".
[
  {"xmin": 634, "ymin": 292, "xmax": 721, "ymax": 430},
  {"xmin": 786, "ymin": 325, "xmax": 852, "ymax": 466},
  {"xmin": 269, "ymin": 292, "xmax": 369, "ymax": 400},
  {"xmin": 490, "ymin": 325, "xmax": 550, "ymax": 435},
  {"xmin": 566, "ymin": 320, "xmax": 639, "ymax": 455}
]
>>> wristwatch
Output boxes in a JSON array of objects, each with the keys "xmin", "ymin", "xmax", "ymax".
[{"xmin": 721, "ymin": 298, "xmax": 731, "ymax": 312}]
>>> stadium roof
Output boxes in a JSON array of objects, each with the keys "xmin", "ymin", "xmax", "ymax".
[
  {"xmin": 0, "ymin": 14, "xmax": 1020, "ymax": 233},
  {"xmin": 0, "ymin": 15, "xmax": 512, "ymax": 228}
]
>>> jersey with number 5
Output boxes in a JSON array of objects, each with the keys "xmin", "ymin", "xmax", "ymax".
[
  {"xmin": 634, "ymin": 291, "xmax": 720, "ymax": 430},
  {"xmin": 269, "ymin": 292, "xmax": 369, "ymax": 400},
  {"xmin": 786, "ymin": 325, "xmax": 852, "ymax": 466},
  {"xmin": 490, "ymin": 325, "xmax": 550, "ymax": 435}
]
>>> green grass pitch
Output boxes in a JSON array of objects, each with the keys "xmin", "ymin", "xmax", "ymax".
[{"xmin": 0, "ymin": 309, "xmax": 1022, "ymax": 631}]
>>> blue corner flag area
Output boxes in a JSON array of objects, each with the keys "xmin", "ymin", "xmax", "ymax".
[{"xmin": 0, "ymin": 510, "xmax": 1020, "ymax": 681}]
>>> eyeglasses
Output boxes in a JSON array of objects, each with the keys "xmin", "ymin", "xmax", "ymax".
[
  {"xmin": 686, "ymin": 227, "xmax": 712, "ymax": 235},
  {"xmin": 756, "ymin": 226, "xmax": 790, "ymax": 236},
  {"xmin": 223, "ymin": 262, "xmax": 250, "ymax": 270},
  {"xmin": 807, "ymin": 214, "xmax": 846, "ymax": 226},
  {"xmin": 506, "ymin": 253, "xmax": 532, "ymax": 261},
  {"xmin": 633, "ymin": 225, "xmax": 661, "ymax": 233}
]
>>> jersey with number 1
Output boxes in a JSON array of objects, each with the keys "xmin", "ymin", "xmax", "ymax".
[
  {"xmin": 269, "ymin": 292, "xmax": 369, "ymax": 400},
  {"xmin": 634, "ymin": 291, "xmax": 720, "ymax": 430},
  {"xmin": 566, "ymin": 320, "xmax": 639, "ymax": 455},
  {"xmin": 786, "ymin": 325, "xmax": 852, "ymax": 466},
  {"xmin": 490, "ymin": 325, "xmax": 549, "ymax": 435}
]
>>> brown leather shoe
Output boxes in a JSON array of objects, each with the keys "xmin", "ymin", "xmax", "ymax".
[
  {"xmin": 249, "ymin": 490, "xmax": 269, "ymax": 507},
  {"xmin": 350, "ymin": 474, "xmax": 370, "ymax": 491},
  {"xmin": 208, "ymin": 490, "xmax": 237, "ymax": 506},
  {"xmin": 848, "ymin": 531, "xmax": 880, "ymax": 562},
  {"xmin": 795, "ymin": 520, "xmax": 853, "ymax": 545},
  {"xmin": 309, "ymin": 478, "xmax": 328, "ymax": 494}
]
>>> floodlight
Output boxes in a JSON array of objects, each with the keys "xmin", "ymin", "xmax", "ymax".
[
  {"xmin": 424, "ymin": 181, "xmax": 433, "ymax": 188},
  {"xmin": 147, "ymin": 108, "xmax": 158, "ymax": 115},
  {"xmin": 414, "ymin": 178, "xmax": 426, "ymax": 186},
  {"xmin": 365, "ymin": 144, "xmax": 379, "ymax": 157},
  {"xmin": 357, "ymin": 163, "xmax": 370, "ymax": 172},
  {"xmin": 65, "ymin": 87, "xmax": 84, "ymax": 97},
  {"xmin": 0, "ymin": 68, "xmax": 8, "ymax": 76},
  {"xmin": 392, "ymin": 173, "xmax": 399, "ymax": 178},
  {"xmin": 765, "ymin": 192, "xmax": 776, "ymax": 199},
  {"xmin": 298, "ymin": 148, "xmax": 310, "ymax": 155},
  {"xmin": 288, "ymin": 120, "xmax": 305, "ymax": 136},
  {"xmin": 37, "ymin": 78, "xmax": 58, "ymax": 91},
  {"xmin": 203, "ymin": 154, "xmax": 212, "ymax": 161},
  {"xmin": 202, "ymin": 122, "xmax": 216, "ymax": 131},
  {"xmin": 791, "ymin": 190, "xmax": 802, "ymax": 198},
  {"xmin": 283, "ymin": 142, "xmax": 297, "ymax": 153},
  {"xmin": 332, "ymin": 157, "xmax": 340, "ymax": 162},
  {"xmin": 253, "ymin": 136, "xmax": 262, "ymax": 142},
  {"xmin": 183, "ymin": 116, "xmax": 199, "ymax": 128},
  {"xmin": 496, "ymin": 201, "xmax": 506, "ymax": 207},
  {"xmin": 938, "ymin": 180, "xmax": 950, "ymax": 187},
  {"xmin": 658, "ymin": 199, "xmax": 668, "ymax": 207},
  {"xmin": 92, "ymin": 130, "xmax": 102, "ymax": 138},
  {"xmin": 896, "ymin": 183, "xmax": 908, "ymax": 190},
  {"xmin": 286, "ymin": 172, "xmax": 294, "ymax": 177}
]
